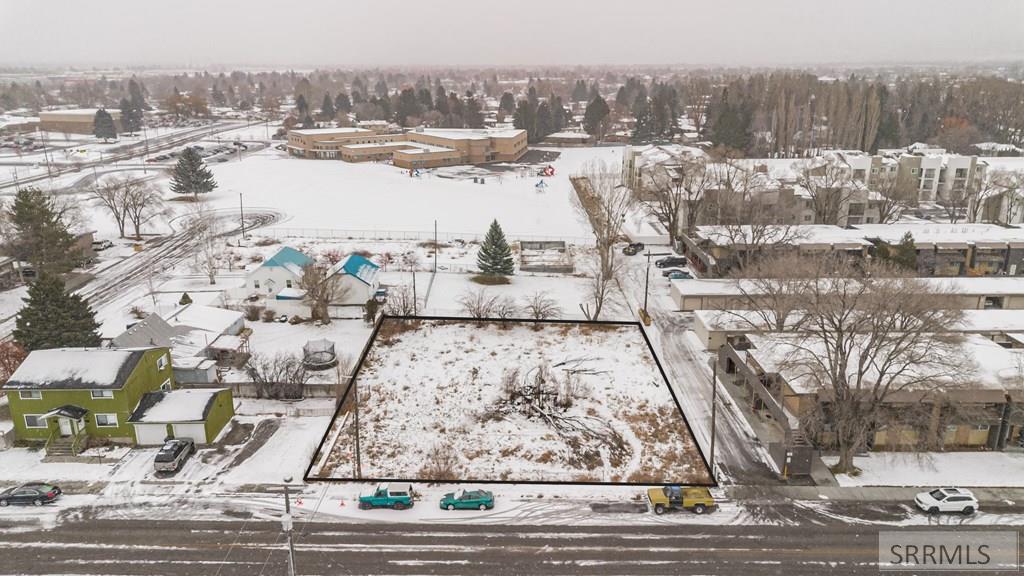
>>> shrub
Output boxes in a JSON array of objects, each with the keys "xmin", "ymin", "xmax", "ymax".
[
  {"xmin": 129, "ymin": 305, "xmax": 147, "ymax": 319},
  {"xmin": 470, "ymin": 274, "xmax": 510, "ymax": 286},
  {"xmin": 261, "ymin": 309, "xmax": 277, "ymax": 322},
  {"xmin": 244, "ymin": 305, "xmax": 263, "ymax": 322}
]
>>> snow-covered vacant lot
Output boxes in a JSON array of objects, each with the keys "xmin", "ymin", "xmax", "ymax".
[{"xmin": 312, "ymin": 317, "xmax": 712, "ymax": 485}]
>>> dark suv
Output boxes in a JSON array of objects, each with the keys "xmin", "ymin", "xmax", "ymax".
[
  {"xmin": 154, "ymin": 438, "xmax": 196, "ymax": 473},
  {"xmin": 655, "ymin": 256, "xmax": 688, "ymax": 268},
  {"xmin": 0, "ymin": 483, "xmax": 62, "ymax": 506}
]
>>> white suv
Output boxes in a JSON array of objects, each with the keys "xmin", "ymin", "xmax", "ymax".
[{"xmin": 915, "ymin": 487, "xmax": 979, "ymax": 515}]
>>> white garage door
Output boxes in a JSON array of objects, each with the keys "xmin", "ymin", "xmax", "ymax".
[
  {"xmin": 133, "ymin": 424, "xmax": 168, "ymax": 446},
  {"xmin": 171, "ymin": 423, "xmax": 207, "ymax": 444}
]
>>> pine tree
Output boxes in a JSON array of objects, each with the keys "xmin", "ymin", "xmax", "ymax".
[
  {"xmin": 93, "ymin": 109, "xmax": 117, "ymax": 142},
  {"xmin": 169, "ymin": 147, "xmax": 218, "ymax": 198},
  {"xmin": 499, "ymin": 92, "xmax": 515, "ymax": 114},
  {"xmin": 295, "ymin": 94, "xmax": 309, "ymax": 118},
  {"xmin": 179, "ymin": 292, "xmax": 193, "ymax": 305},
  {"xmin": 534, "ymin": 102, "xmax": 553, "ymax": 141},
  {"xmin": 119, "ymin": 97, "xmax": 141, "ymax": 134},
  {"xmin": 14, "ymin": 273, "xmax": 101, "ymax": 351},
  {"xmin": 632, "ymin": 99, "xmax": 655, "ymax": 143},
  {"xmin": 7, "ymin": 187, "xmax": 78, "ymax": 274},
  {"xmin": 320, "ymin": 92, "xmax": 335, "ymax": 121},
  {"xmin": 128, "ymin": 77, "xmax": 147, "ymax": 112},
  {"xmin": 476, "ymin": 220, "xmax": 514, "ymax": 276},
  {"xmin": 583, "ymin": 95, "xmax": 610, "ymax": 137},
  {"xmin": 334, "ymin": 92, "xmax": 352, "ymax": 114}
]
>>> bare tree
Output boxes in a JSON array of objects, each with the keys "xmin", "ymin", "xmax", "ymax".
[
  {"xmin": 794, "ymin": 159, "xmax": 854, "ymax": 226},
  {"xmin": 521, "ymin": 291, "xmax": 561, "ymax": 320},
  {"xmin": 726, "ymin": 253, "xmax": 820, "ymax": 331},
  {"xmin": 299, "ymin": 262, "xmax": 351, "ymax": 324},
  {"xmin": 383, "ymin": 284, "xmax": 419, "ymax": 316},
  {"xmin": 122, "ymin": 179, "xmax": 167, "ymax": 239},
  {"xmin": 869, "ymin": 170, "xmax": 916, "ymax": 224},
  {"xmin": 767, "ymin": 258, "xmax": 966, "ymax": 474},
  {"xmin": 189, "ymin": 200, "xmax": 222, "ymax": 285},
  {"xmin": 90, "ymin": 178, "xmax": 129, "ymax": 238},
  {"xmin": 939, "ymin": 187, "xmax": 970, "ymax": 224},
  {"xmin": 458, "ymin": 287, "xmax": 498, "ymax": 318},
  {"xmin": 971, "ymin": 168, "xmax": 1024, "ymax": 224},
  {"xmin": 994, "ymin": 170, "xmax": 1024, "ymax": 224},
  {"xmin": 644, "ymin": 154, "xmax": 712, "ymax": 245},
  {"xmin": 246, "ymin": 352, "xmax": 312, "ymax": 399},
  {"xmin": 571, "ymin": 159, "xmax": 634, "ymax": 279},
  {"xmin": 579, "ymin": 249, "xmax": 622, "ymax": 321}
]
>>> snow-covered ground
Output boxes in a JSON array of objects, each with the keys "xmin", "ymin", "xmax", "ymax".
[
  {"xmin": 313, "ymin": 318, "xmax": 711, "ymax": 484},
  {"xmin": 201, "ymin": 146, "xmax": 614, "ymax": 241},
  {"xmin": 824, "ymin": 452, "xmax": 1024, "ymax": 488}
]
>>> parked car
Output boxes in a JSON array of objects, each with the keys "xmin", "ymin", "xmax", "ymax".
[
  {"xmin": 915, "ymin": 487, "xmax": 978, "ymax": 515},
  {"xmin": 91, "ymin": 239, "xmax": 114, "ymax": 251},
  {"xmin": 661, "ymin": 267, "xmax": 689, "ymax": 278},
  {"xmin": 153, "ymin": 438, "xmax": 195, "ymax": 473},
  {"xmin": 667, "ymin": 270, "xmax": 692, "ymax": 280},
  {"xmin": 622, "ymin": 242, "xmax": 645, "ymax": 256},
  {"xmin": 440, "ymin": 489, "xmax": 494, "ymax": 511},
  {"xmin": 0, "ymin": 483, "xmax": 62, "ymax": 507},
  {"xmin": 359, "ymin": 483, "xmax": 414, "ymax": 510},
  {"xmin": 647, "ymin": 486, "xmax": 715, "ymax": 515},
  {"xmin": 655, "ymin": 256, "xmax": 688, "ymax": 268}
]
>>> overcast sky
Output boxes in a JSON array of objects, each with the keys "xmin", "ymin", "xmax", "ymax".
[{"xmin": 2, "ymin": 0, "xmax": 1022, "ymax": 68}]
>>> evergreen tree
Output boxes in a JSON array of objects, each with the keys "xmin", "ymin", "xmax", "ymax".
[
  {"xmin": 334, "ymin": 92, "xmax": 352, "ymax": 114},
  {"xmin": 571, "ymin": 80, "xmax": 589, "ymax": 102},
  {"xmin": 320, "ymin": 92, "xmax": 336, "ymax": 120},
  {"xmin": 534, "ymin": 101, "xmax": 553, "ymax": 141},
  {"xmin": 632, "ymin": 99, "xmax": 655, "ymax": 142},
  {"xmin": 499, "ymin": 92, "xmax": 515, "ymax": 114},
  {"xmin": 876, "ymin": 232, "xmax": 918, "ymax": 271},
  {"xmin": 374, "ymin": 79, "xmax": 389, "ymax": 98},
  {"xmin": 14, "ymin": 273, "xmax": 101, "ymax": 351},
  {"xmin": 295, "ymin": 93, "xmax": 309, "ymax": 118},
  {"xmin": 709, "ymin": 88, "xmax": 751, "ymax": 151},
  {"xmin": 513, "ymin": 99, "xmax": 535, "ymax": 139},
  {"xmin": 417, "ymin": 87, "xmax": 434, "ymax": 111},
  {"xmin": 7, "ymin": 187, "xmax": 78, "ymax": 274},
  {"xmin": 179, "ymin": 292, "xmax": 193, "ymax": 305},
  {"xmin": 550, "ymin": 95, "xmax": 567, "ymax": 133},
  {"xmin": 463, "ymin": 96, "xmax": 484, "ymax": 128},
  {"xmin": 476, "ymin": 220, "xmax": 514, "ymax": 276},
  {"xmin": 128, "ymin": 77, "xmax": 147, "ymax": 112},
  {"xmin": 169, "ymin": 147, "xmax": 218, "ymax": 198},
  {"xmin": 395, "ymin": 88, "xmax": 421, "ymax": 126},
  {"xmin": 583, "ymin": 95, "xmax": 610, "ymax": 139},
  {"xmin": 93, "ymin": 108, "xmax": 117, "ymax": 142},
  {"xmin": 300, "ymin": 114, "xmax": 316, "ymax": 128},
  {"xmin": 434, "ymin": 86, "xmax": 449, "ymax": 115},
  {"xmin": 118, "ymin": 97, "xmax": 141, "ymax": 134}
]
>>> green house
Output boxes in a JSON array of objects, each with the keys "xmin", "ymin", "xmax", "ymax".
[{"xmin": 2, "ymin": 347, "xmax": 175, "ymax": 453}]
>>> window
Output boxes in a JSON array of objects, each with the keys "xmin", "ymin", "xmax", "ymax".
[
  {"xmin": 160, "ymin": 378, "xmax": 171, "ymax": 391},
  {"xmin": 157, "ymin": 354, "xmax": 168, "ymax": 371},
  {"xmin": 24, "ymin": 414, "xmax": 47, "ymax": 428},
  {"xmin": 955, "ymin": 168, "xmax": 968, "ymax": 178},
  {"xmin": 94, "ymin": 413, "xmax": 118, "ymax": 428},
  {"xmin": 911, "ymin": 168, "xmax": 918, "ymax": 175},
  {"xmin": 253, "ymin": 280, "xmax": 260, "ymax": 289},
  {"xmin": 19, "ymin": 390, "xmax": 41, "ymax": 400},
  {"xmin": 90, "ymin": 390, "xmax": 113, "ymax": 399},
  {"xmin": 973, "ymin": 424, "xmax": 990, "ymax": 431},
  {"xmin": 286, "ymin": 280, "xmax": 293, "ymax": 288}
]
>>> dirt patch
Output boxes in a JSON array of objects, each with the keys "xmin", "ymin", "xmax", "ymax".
[
  {"xmin": 216, "ymin": 421, "xmax": 255, "ymax": 447},
  {"xmin": 226, "ymin": 419, "xmax": 281, "ymax": 469}
]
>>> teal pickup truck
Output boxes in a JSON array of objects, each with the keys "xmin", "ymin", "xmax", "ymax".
[{"xmin": 358, "ymin": 483, "xmax": 414, "ymax": 510}]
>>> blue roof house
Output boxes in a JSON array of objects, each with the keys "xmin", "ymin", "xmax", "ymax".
[
  {"xmin": 243, "ymin": 247, "xmax": 314, "ymax": 299},
  {"xmin": 326, "ymin": 254, "xmax": 381, "ymax": 307}
]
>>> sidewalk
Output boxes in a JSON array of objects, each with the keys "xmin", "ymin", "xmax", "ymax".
[{"xmin": 728, "ymin": 484, "xmax": 1024, "ymax": 503}]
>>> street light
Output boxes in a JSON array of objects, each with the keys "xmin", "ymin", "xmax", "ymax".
[
  {"xmin": 238, "ymin": 192, "xmax": 246, "ymax": 240},
  {"xmin": 282, "ymin": 476, "xmax": 297, "ymax": 576}
]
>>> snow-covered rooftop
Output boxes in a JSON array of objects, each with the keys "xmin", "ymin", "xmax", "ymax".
[
  {"xmin": 3, "ymin": 348, "xmax": 151, "ymax": 390},
  {"xmin": 412, "ymin": 127, "xmax": 525, "ymax": 141},
  {"xmin": 165, "ymin": 304, "xmax": 243, "ymax": 337},
  {"xmin": 290, "ymin": 127, "xmax": 372, "ymax": 136},
  {"xmin": 128, "ymin": 388, "xmax": 226, "ymax": 423}
]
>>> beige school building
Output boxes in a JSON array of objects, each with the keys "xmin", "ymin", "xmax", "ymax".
[
  {"xmin": 39, "ymin": 109, "xmax": 123, "ymax": 135},
  {"xmin": 286, "ymin": 126, "xmax": 528, "ymax": 169}
]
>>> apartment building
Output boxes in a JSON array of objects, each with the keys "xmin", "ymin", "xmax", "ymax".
[
  {"xmin": 874, "ymin": 143, "xmax": 986, "ymax": 203},
  {"xmin": 286, "ymin": 126, "xmax": 528, "ymax": 168}
]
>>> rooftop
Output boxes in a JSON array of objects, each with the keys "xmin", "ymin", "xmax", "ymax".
[
  {"xmin": 128, "ymin": 388, "xmax": 226, "ymax": 423},
  {"xmin": 3, "ymin": 348, "xmax": 151, "ymax": 390},
  {"xmin": 290, "ymin": 127, "xmax": 373, "ymax": 136}
]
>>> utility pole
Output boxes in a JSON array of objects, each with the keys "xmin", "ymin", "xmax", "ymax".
[
  {"xmin": 411, "ymin": 269, "xmax": 418, "ymax": 315},
  {"xmin": 141, "ymin": 123, "xmax": 149, "ymax": 174},
  {"xmin": 433, "ymin": 220, "xmax": 438, "ymax": 274},
  {"xmin": 353, "ymin": 381, "xmax": 362, "ymax": 479},
  {"xmin": 282, "ymin": 476, "xmax": 297, "ymax": 576},
  {"xmin": 239, "ymin": 192, "xmax": 246, "ymax": 239}
]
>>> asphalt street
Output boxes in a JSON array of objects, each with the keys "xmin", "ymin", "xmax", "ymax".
[{"xmin": 0, "ymin": 518, "xmax": 1019, "ymax": 575}]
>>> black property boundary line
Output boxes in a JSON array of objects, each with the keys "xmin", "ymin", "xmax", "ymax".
[{"xmin": 303, "ymin": 314, "xmax": 716, "ymax": 488}]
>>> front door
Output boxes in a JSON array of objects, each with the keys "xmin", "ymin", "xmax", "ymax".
[{"xmin": 57, "ymin": 418, "xmax": 72, "ymax": 437}]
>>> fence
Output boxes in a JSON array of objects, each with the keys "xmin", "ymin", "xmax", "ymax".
[{"xmin": 255, "ymin": 226, "xmax": 594, "ymax": 245}]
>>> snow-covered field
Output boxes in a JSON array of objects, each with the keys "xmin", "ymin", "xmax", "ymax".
[
  {"xmin": 312, "ymin": 317, "xmax": 711, "ymax": 485},
  {"xmin": 201, "ymin": 146, "xmax": 615, "ymax": 241},
  {"xmin": 824, "ymin": 452, "xmax": 1024, "ymax": 488}
]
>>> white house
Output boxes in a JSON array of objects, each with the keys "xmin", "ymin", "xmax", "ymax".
[
  {"xmin": 326, "ymin": 254, "xmax": 381, "ymax": 308},
  {"xmin": 241, "ymin": 247, "xmax": 313, "ymax": 299}
]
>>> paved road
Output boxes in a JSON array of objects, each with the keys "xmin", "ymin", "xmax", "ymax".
[
  {"xmin": 617, "ymin": 256, "xmax": 777, "ymax": 485},
  {"xmin": 0, "ymin": 518, "xmax": 1018, "ymax": 575}
]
